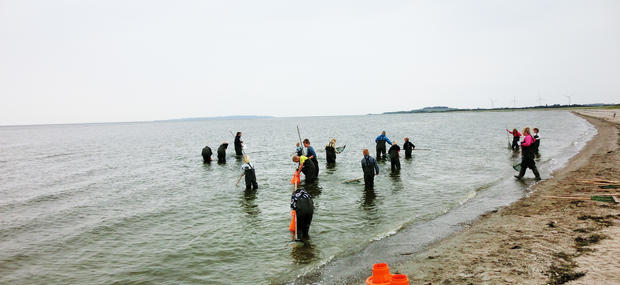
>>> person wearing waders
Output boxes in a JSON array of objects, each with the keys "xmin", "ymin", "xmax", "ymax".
[
  {"xmin": 239, "ymin": 155, "xmax": 258, "ymax": 190},
  {"xmin": 506, "ymin": 128, "xmax": 521, "ymax": 151},
  {"xmin": 375, "ymin": 131, "xmax": 392, "ymax": 160},
  {"xmin": 291, "ymin": 188, "xmax": 314, "ymax": 240},
  {"xmin": 295, "ymin": 142, "xmax": 303, "ymax": 156},
  {"xmin": 201, "ymin": 145, "xmax": 212, "ymax": 163},
  {"xmin": 303, "ymin": 139, "xmax": 319, "ymax": 176},
  {"xmin": 361, "ymin": 149, "xmax": 380, "ymax": 190},
  {"xmin": 292, "ymin": 155, "xmax": 317, "ymax": 184},
  {"xmin": 388, "ymin": 141, "xmax": 401, "ymax": 172},
  {"xmin": 515, "ymin": 127, "xmax": 541, "ymax": 180},
  {"xmin": 234, "ymin": 132, "xmax": 243, "ymax": 156},
  {"xmin": 217, "ymin": 142, "xmax": 228, "ymax": 163},
  {"xmin": 403, "ymin": 137, "xmax": 415, "ymax": 159},
  {"xmin": 325, "ymin": 138, "xmax": 337, "ymax": 164},
  {"xmin": 532, "ymin": 128, "xmax": 541, "ymax": 158}
]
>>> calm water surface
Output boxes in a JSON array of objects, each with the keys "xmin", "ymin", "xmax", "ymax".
[{"xmin": 0, "ymin": 111, "xmax": 594, "ymax": 284}]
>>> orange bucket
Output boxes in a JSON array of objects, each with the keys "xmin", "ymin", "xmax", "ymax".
[
  {"xmin": 366, "ymin": 263, "xmax": 391, "ymax": 285},
  {"xmin": 390, "ymin": 274, "xmax": 409, "ymax": 285}
]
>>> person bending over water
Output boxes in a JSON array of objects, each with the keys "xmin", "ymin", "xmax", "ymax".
[
  {"xmin": 292, "ymin": 155, "xmax": 317, "ymax": 184},
  {"xmin": 361, "ymin": 149, "xmax": 380, "ymax": 190},
  {"xmin": 506, "ymin": 128, "xmax": 521, "ymax": 151},
  {"xmin": 291, "ymin": 188, "xmax": 314, "ymax": 240},
  {"xmin": 375, "ymin": 131, "xmax": 392, "ymax": 160},
  {"xmin": 515, "ymin": 127, "xmax": 541, "ymax": 180},
  {"xmin": 217, "ymin": 142, "xmax": 228, "ymax": 163},
  {"xmin": 201, "ymin": 145, "xmax": 212, "ymax": 163},
  {"xmin": 403, "ymin": 137, "xmax": 415, "ymax": 159}
]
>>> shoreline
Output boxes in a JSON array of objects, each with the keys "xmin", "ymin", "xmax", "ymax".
[{"xmin": 382, "ymin": 110, "xmax": 619, "ymax": 284}]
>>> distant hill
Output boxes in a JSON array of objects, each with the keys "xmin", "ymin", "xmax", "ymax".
[
  {"xmin": 384, "ymin": 106, "xmax": 459, "ymax": 114},
  {"xmin": 383, "ymin": 104, "xmax": 620, "ymax": 114}
]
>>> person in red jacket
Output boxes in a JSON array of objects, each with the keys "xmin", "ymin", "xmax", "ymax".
[
  {"xmin": 506, "ymin": 128, "xmax": 521, "ymax": 151},
  {"xmin": 515, "ymin": 127, "xmax": 541, "ymax": 180}
]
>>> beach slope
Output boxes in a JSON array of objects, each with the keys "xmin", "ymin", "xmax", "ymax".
[{"xmin": 393, "ymin": 110, "xmax": 619, "ymax": 284}]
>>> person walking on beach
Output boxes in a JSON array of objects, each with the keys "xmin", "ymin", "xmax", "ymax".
[
  {"xmin": 201, "ymin": 145, "xmax": 213, "ymax": 163},
  {"xmin": 292, "ymin": 155, "xmax": 317, "ymax": 184},
  {"xmin": 515, "ymin": 127, "xmax": 541, "ymax": 180},
  {"xmin": 234, "ymin": 132, "xmax": 244, "ymax": 156},
  {"xmin": 291, "ymin": 187, "xmax": 314, "ymax": 240},
  {"xmin": 325, "ymin": 138, "xmax": 338, "ymax": 164},
  {"xmin": 239, "ymin": 155, "xmax": 258, "ymax": 190},
  {"xmin": 303, "ymin": 139, "xmax": 319, "ymax": 176},
  {"xmin": 375, "ymin": 131, "xmax": 392, "ymax": 160},
  {"xmin": 361, "ymin": 149, "xmax": 380, "ymax": 190},
  {"xmin": 532, "ymin": 128, "xmax": 541, "ymax": 158},
  {"xmin": 403, "ymin": 137, "xmax": 415, "ymax": 159},
  {"xmin": 217, "ymin": 142, "xmax": 228, "ymax": 163},
  {"xmin": 388, "ymin": 141, "xmax": 401, "ymax": 172},
  {"xmin": 506, "ymin": 128, "xmax": 521, "ymax": 151}
]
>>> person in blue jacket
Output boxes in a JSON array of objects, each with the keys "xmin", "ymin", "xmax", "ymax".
[
  {"xmin": 303, "ymin": 138, "xmax": 319, "ymax": 176},
  {"xmin": 375, "ymin": 131, "xmax": 392, "ymax": 160}
]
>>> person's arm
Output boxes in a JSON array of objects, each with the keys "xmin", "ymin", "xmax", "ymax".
[
  {"xmin": 375, "ymin": 135, "xmax": 381, "ymax": 143},
  {"xmin": 386, "ymin": 137, "xmax": 392, "ymax": 145},
  {"xmin": 521, "ymin": 136, "xmax": 533, "ymax": 146},
  {"xmin": 373, "ymin": 158, "xmax": 380, "ymax": 174}
]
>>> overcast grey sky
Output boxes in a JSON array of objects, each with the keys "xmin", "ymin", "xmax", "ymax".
[{"xmin": 1, "ymin": 0, "xmax": 619, "ymax": 125}]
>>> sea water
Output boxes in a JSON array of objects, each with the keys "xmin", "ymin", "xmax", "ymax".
[{"xmin": 0, "ymin": 111, "xmax": 595, "ymax": 284}]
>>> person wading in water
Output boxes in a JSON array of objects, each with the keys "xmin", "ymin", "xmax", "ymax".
[
  {"xmin": 515, "ymin": 127, "xmax": 541, "ymax": 180},
  {"xmin": 375, "ymin": 131, "xmax": 392, "ymax": 160},
  {"xmin": 361, "ymin": 149, "xmax": 380, "ymax": 190}
]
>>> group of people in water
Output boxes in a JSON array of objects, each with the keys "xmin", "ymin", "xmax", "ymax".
[
  {"xmin": 201, "ymin": 130, "xmax": 417, "ymax": 241},
  {"xmin": 507, "ymin": 127, "xmax": 542, "ymax": 180}
]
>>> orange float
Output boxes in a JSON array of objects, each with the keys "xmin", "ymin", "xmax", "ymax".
[{"xmin": 289, "ymin": 210, "xmax": 296, "ymax": 232}]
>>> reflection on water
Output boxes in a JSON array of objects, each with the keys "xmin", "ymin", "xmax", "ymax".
[{"xmin": 290, "ymin": 241, "xmax": 318, "ymax": 264}]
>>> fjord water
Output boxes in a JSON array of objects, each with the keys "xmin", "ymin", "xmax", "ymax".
[{"xmin": 0, "ymin": 111, "xmax": 594, "ymax": 284}]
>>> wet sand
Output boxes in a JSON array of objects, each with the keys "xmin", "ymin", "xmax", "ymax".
[{"xmin": 387, "ymin": 110, "xmax": 620, "ymax": 284}]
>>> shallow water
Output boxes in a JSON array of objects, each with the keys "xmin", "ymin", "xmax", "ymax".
[{"xmin": 0, "ymin": 111, "xmax": 594, "ymax": 284}]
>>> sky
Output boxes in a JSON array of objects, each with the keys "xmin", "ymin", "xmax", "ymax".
[{"xmin": 1, "ymin": 0, "xmax": 619, "ymax": 125}]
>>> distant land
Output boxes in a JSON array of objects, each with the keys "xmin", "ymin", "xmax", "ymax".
[
  {"xmin": 383, "ymin": 103, "xmax": 620, "ymax": 114},
  {"xmin": 159, "ymin": 115, "xmax": 273, "ymax": 122}
]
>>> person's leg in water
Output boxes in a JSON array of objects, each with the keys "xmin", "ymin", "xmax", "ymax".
[
  {"xmin": 364, "ymin": 173, "xmax": 374, "ymax": 190},
  {"xmin": 530, "ymin": 162, "xmax": 541, "ymax": 180},
  {"xmin": 395, "ymin": 158, "xmax": 400, "ymax": 171},
  {"xmin": 515, "ymin": 159, "xmax": 528, "ymax": 179}
]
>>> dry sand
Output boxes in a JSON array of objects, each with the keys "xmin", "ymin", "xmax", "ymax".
[{"xmin": 388, "ymin": 110, "xmax": 620, "ymax": 284}]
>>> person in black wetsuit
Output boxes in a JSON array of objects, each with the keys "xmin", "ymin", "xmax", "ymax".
[
  {"xmin": 292, "ymin": 155, "xmax": 317, "ymax": 184},
  {"xmin": 217, "ymin": 142, "xmax": 228, "ymax": 163},
  {"xmin": 388, "ymin": 141, "xmax": 401, "ymax": 172},
  {"xmin": 532, "ymin": 128, "xmax": 541, "ymax": 158},
  {"xmin": 403, "ymin": 137, "xmax": 415, "ymax": 159},
  {"xmin": 303, "ymin": 139, "xmax": 319, "ymax": 176},
  {"xmin": 239, "ymin": 155, "xmax": 258, "ymax": 190},
  {"xmin": 325, "ymin": 138, "xmax": 337, "ymax": 164},
  {"xmin": 375, "ymin": 131, "xmax": 392, "ymax": 160},
  {"xmin": 201, "ymin": 145, "xmax": 212, "ymax": 163},
  {"xmin": 291, "ymin": 188, "xmax": 314, "ymax": 240},
  {"xmin": 361, "ymin": 149, "xmax": 380, "ymax": 190},
  {"xmin": 234, "ymin": 132, "xmax": 243, "ymax": 156}
]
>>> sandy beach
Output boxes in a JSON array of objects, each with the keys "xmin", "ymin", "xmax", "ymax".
[{"xmin": 388, "ymin": 110, "xmax": 620, "ymax": 284}]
